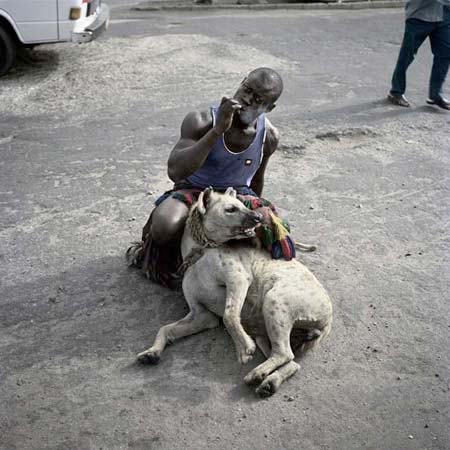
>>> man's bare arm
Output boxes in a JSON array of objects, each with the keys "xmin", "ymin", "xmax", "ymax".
[
  {"xmin": 167, "ymin": 98, "xmax": 242, "ymax": 182},
  {"xmin": 250, "ymin": 121, "xmax": 279, "ymax": 197},
  {"xmin": 167, "ymin": 111, "xmax": 217, "ymax": 182}
]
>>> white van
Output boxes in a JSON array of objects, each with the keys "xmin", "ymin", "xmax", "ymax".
[{"xmin": 0, "ymin": 0, "xmax": 109, "ymax": 76}]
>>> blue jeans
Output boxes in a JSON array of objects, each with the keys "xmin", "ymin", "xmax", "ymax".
[{"xmin": 391, "ymin": 8, "xmax": 450, "ymax": 99}]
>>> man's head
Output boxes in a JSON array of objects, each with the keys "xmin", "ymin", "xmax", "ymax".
[{"xmin": 233, "ymin": 67, "xmax": 283, "ymax": 125}]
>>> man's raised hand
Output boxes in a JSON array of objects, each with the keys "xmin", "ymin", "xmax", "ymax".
[{"xmin": 215, "ymin": 97, "xmax": 242, "ymax": 133}]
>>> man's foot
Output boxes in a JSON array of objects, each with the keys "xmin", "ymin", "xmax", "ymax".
[
  {"xmin": 387, "ymin": 93, "xmax": 410, "ymax": 107},
  {"xmin": 426, "ymin": 96, "xmax": 450, "ymax": 110}
]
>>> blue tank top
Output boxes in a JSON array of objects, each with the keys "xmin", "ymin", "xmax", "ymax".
[{"xmin": 186, "ymin": 106, "xmax": 266, "ymax": 189}]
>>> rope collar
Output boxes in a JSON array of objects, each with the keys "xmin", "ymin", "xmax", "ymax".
[
  {"xmin": 178, "ymin": 206, "xmax": 220, "ymax": 275},
  {"xmin": 187, "ymin": 207, "xmax": 220, "ymax": 248}
]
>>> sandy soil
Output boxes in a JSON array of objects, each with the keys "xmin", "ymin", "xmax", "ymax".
[{"xmin": 1, "ymin": 9, "xmax": 449, "ymax": 450}]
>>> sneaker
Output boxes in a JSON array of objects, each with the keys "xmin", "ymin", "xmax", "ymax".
[
  {"xmin": 426, "ymin": 96, "xmax": 450, "ymax": 110},
  {"xmin": 387, "ymin": 93, "xmax": 410, "ymax": 107}
]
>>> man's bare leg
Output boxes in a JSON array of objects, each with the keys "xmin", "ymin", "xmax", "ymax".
[{"xmin": 151, "ymin": 197, "xmax": 189, "ymax": 245}]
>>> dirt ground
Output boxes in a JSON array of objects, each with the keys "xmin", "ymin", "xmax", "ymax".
[{"xmin": 0, "ymin": 7, "xmax": 449, "ymax": 450}]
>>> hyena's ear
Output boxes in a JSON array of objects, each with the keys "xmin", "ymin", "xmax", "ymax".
[
  {"xmin": 197, "ymin": 187, "xmax": 213, "ymax": 215},
  {"xmin": 225, "ymin": 187, "xmax": 237, "ymax": 198}
]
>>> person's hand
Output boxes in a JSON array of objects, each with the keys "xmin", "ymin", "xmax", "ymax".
[{"xmin": 215, "ymin": 97, "xmax": 242, "ymax": 133}]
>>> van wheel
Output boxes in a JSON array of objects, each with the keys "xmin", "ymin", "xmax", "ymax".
[{"xmin": 0, "ymin": 26, "xmax": 16, "ymax": 77}]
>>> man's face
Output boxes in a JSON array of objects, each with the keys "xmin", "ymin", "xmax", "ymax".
[{"xmin": 233, "ymin": 76, "xmax": 277, "ymax": 125}]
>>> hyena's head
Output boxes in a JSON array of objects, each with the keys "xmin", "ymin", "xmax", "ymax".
[{"xmin": 195, "ymin": 187, "xmax": 262, "ymax": 244}]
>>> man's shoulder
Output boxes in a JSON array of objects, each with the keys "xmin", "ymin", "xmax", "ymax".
[
  {"xmin": 263, "ymin": 118, "xmax": 280, "ymax": 155},
  {"xmin": 181, "ymin": 108, "xmax": 214, "ymax": 137},
  {"xmin": 183, "ymin": 109, "xmax": 213, "ymax": 126},
  {"xmin": 264, "ymin": 117, "xmax": 279, "ymax": 137}
]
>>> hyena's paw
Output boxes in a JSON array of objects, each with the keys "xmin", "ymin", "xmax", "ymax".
[
  {"xmin": 137, "ymin": 348, "xmax": 161, "ymax": 365},
  {"xmin": 244, "ymin": 366, "xmax": 269, "ymax": 386},
  {"xmin": 254, "ymin": 373, "xmax": 282, "ymax": 398},
  {"xmin": 237, "ymin": 337, "xmax": 256, "ymax": 365}
]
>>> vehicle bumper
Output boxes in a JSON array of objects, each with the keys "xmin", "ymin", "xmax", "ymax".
[{"xmin": 72, "ymin": 3, "xmax": 110, "ymax": 44}]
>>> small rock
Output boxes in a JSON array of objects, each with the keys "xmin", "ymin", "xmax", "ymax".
[
  {"xmin": 287, "ymin": 396, "xmax": 295, "ymax": 402},
  {"xmin": 408, "ymin": 435, "xmax": 413, "ymax": 439}
]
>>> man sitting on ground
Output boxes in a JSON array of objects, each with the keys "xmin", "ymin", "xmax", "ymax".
[{"xmin": 128, "ymin": 67, "xmax": 295, "ymax": 288}]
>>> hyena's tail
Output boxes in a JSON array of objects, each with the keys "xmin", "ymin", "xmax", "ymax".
[
  {"xmin": 294, "ymin": 241, "xmax": 317, "ymax": 252},
  {"xmin": 290, "ymin": 318, "xmax": 332, "ymax": 355},
  {"xmin": 299, "ymin": 319, "xmax": 332, "ymax": 354}
]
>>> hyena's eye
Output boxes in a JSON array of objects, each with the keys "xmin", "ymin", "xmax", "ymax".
[{"xmin": 225, "ymin": 206, "xmax": 238, "ymax": 213}]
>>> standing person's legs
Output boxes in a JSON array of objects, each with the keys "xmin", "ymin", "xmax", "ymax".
[
  {"xmin": 428, "ymin": 11, "xmax": 450, "ymax": 104},
  {"xmin": 390, "ymin": 19, "xmax": 430, "ymax": 98}
]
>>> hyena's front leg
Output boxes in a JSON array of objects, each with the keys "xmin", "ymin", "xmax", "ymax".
[
  {"xmin": 222, "ymin": 276, "xmax": 255, "ymax": 364},
  {"xmin": 137, "ymin": 308, "xmax": 219, "ymax": 364}
]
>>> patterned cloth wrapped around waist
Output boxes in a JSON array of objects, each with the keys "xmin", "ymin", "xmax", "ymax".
[{"xmin": 156, "ymin": 185, "xmax": 296, "ymax": 261}]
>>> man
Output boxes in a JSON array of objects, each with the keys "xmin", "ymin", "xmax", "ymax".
[
  {"xmin": 128, "ymin": 67, "xmax": 294, "ymax": 288},
  {"xmin": 388, "ymin": 0, "xmax": 450, "ymax": 110}
]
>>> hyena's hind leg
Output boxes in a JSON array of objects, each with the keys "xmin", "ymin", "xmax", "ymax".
[
  {"xmin": 244, "ymin": 294, "xmax": 296, "ymax": 388},
  {"xmin": 137, "ymin": 306, "xmax": 219, "ymax": 364},
  {"xmin": 253, "ymin": 322, "xmax": 331, "ymax": 397},
  {"xmin": 253, "ymin": 335, "xmax": 300, "ymax": 398}
]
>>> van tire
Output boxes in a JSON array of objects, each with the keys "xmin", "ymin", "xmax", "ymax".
[{"xmin": 0, "ymin": 25, "xmax": 16, "ymax": 77}]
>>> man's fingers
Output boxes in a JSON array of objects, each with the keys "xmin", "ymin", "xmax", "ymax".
[{"xmin": 220, "ymin": 97, "xmax": 241, "ymax": 108}]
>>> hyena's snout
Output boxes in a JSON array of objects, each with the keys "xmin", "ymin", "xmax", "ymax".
[
  {"xmin": 245, "ymin": 211, "xmax": 263, "ymax": 227},
  {"xmin": 231, "ymin": 209, "xmax": 263, "ymax": 238}
]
